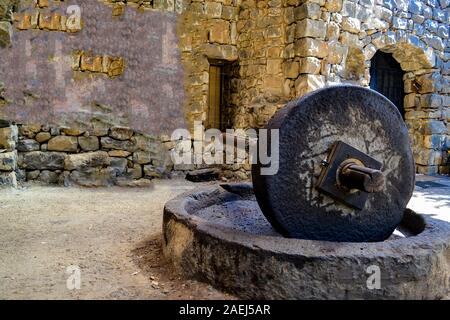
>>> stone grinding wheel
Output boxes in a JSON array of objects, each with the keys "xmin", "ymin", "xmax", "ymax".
[{"xmin": 251, "ymin": 85, "xmax": 415, "ymax": 242}]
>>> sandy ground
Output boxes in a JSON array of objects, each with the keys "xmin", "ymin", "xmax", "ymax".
[
  {"xmin": 0, "ymin": 175, "xmax": 449, "ymax": 300},
  {"xmin": 0, "ymin": 179, "xmax": 232, "ymax": 300}
]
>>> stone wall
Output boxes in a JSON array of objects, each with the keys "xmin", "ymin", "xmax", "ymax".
[
  {"xmin": 0, "ymin": 122, "xmax": 18, "ymax": 186},
  {"xmin": 13, "ymin": 123, "xmax": 175, "ymax": 186},
  {"xmin": 278, "ymin": 0, "xmax": 449, "ymax": 175},
  {"xmin": 177, "ymin": 0, "xmax": 449, "ymax": 175},
  {"xmin": 1, "ymin": 122, "xmax": 249, "ymax": 186},
  {"xmin": 0, "ymin": 0, "xmax": 449, "ymax": 188}
]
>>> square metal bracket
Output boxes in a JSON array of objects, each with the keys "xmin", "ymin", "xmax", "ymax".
[{"xmin": 316, "ymin": 141, "xmax": 382, "ymax": 210}]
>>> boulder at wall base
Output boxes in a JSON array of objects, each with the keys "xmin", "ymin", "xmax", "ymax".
[
  {"xmin": 64, "ymin": 151, "xmax": 110, "ymax": 171},
  {"xmin": 64, "ymin": 167, "xmax": 116, "ymax": 187}
]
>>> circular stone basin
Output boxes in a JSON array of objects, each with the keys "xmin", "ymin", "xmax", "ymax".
[{"xmin": 162, "ymin": 183, "xmax": 450, "ymax": 300}]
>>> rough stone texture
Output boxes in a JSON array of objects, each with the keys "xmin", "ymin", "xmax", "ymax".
[
  {"xmin": 0, "ymin": 150, "xmax": 16, "ymax": 171},
  {"xmin": 17, "ymin": 138, "xmax": 40, "ymax": 152},
  {"xmin": 163, "ymin": 183, "xmax": 450, "ymax": 299},
  {"xmin": 252, "ymin": 86, "xmax": 415, "ymax": 242},
  {"xmin": 0, "ymin": 171, "xmax": 16, "ymax": 187},
  {"xmin": 19, "ymin": 151, "xmax": 65, "ymax": 170},
  {"xmin": 101, "ymin": 137, "xmax": 136, "ymax": 152},
  {"xmin": 0, "ymin": 125, "xmax": 17, "ymax": 151},
  {"xmin": 48, "ymin": 136, "xmax": 78, "ymax": 152},
  {"xmin": 78, "ymin": 136, "xmax": 99, "ymax": 151},
  {"xmin": 0, "ymin": 0, "xmax": 448, "ymax": 186},
  {"xmin": 64, "ymin": 151, "xmax": 110, "ymax": 171},
  {"xmin": 35, "ymin": 132, "xmax": 51, "ymax": 143},
  {"xmin": 110, "ymin": 127, "xmax": 134, "ymax": 141},
  {"xmin": 4, "ymin": 124, "xmax": 179, "ymax": 187},
  {"xmin": 65, "ymin": 167, "xmax": 115, "ymax": 187}
]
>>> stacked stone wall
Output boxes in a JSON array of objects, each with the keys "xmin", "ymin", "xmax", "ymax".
[
  {"xmin": 0, "ymin": 0, "xmax": 449, "ymax": 187},
  {"xmin": 14, "ymin": 123, "xmax": 176, "ymax": 186}
]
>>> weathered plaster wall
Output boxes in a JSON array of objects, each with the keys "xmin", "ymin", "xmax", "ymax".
[{"xmin": 1, "ymin": 0, "xmax": 186, "ymax": 135}]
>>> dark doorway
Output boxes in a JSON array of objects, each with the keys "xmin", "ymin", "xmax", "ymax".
[
  {"xmin": 369, "ymin": 51, "xmax": 405, "ymax": 119},
  {"xmin": 207, "ymin": 59, "xmax": 238, "ymax": 131}
]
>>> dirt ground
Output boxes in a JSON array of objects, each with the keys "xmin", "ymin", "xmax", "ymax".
[
  {"xmin": 0, "ymin": 175, "xmax": 449, "ymax": 300},
  {"xmin": 0, "ymin": 179, "xmax": 233, "ymax": 300}
]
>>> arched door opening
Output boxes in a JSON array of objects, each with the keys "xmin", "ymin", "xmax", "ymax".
[{"xmin": 369, "ymin": 51, "xmax": 405, "ymax": 119}]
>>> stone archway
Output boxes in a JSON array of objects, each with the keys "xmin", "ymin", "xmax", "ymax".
[
  {"xmin": 364, "ymin": 38, "xmax": 447, "ymax": 175},
  {"xmin": 369, "ymin": 51, "xmax": 405, "ymax": 119}
]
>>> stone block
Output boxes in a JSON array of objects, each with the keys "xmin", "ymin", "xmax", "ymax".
[
  {"xmin": 20, "ymin": 151, "xmax": 66, "ymax": 170},
  {"xmin": 143, "ymin": 165, "xmax": 164, "ymax": 179},
  {"xmin": 0, "ymin": 151, "xmax": 17, "ymax": 171},
  {"xmin": 17, "ymin": 139, "xmax": 40, "ymax": 152},
  {"xmin": 295, "ymin": 74, "xmax": 325, "ymax": 97},
  {"xmin": 404, "ymin": 93, "xmax": 416, "ymax": 109},
  {"xmin": 415, "ymin": 150, "xmax": 444, "ymax": 166},
  {"xmin": 298, "ymin": 57, "xmax": 321, "ymax": 74},
  {"xmin": 327, "ymin": 42, "xmax": 348, "ymax": 64},
  {"xmin": 61, "ymin": 127, "xmax": 84, "ymax": 136},
  {"xmin": 203, "ymin": 44, "xmax": 238, "ymax": 61},
  {"xmin": 127, "ymin": 164, "xmax": 143, "ymax": 179},
  {"xmin": 423, "ymin": 135, "xmax": 447, "ymax": 149},
  {"xmin": 209, "ymin": 20, "xmax": 230, "ymax": 44},
  {"xmin": 48, "ymin": 136, "xmax": 78, "ymax": 152},
  {"xmin": 267, "ymin": 59, "xmax": 283, "ymax": 75},
  {"xmin": 420, "ymin": 94, "xmax": 443, "ymax": 109},
  {"xmin": 19, "ymin": 124, "xmax": 41, "ymax": 138},
  {"xmin": 295, "ymin": 38, "xmax": 328, "ymax": 58},
  {"xmin": 80, "ymin": 55, "xmax": 103, "ymax": 73},
  {"xmin": 294, "ymin": 3, "xmax": 321, "ymax": 20},
  {"xmin": 393, "ymin": 17, "xmax": 408, "ymax": 30},
  {"xmin": 115, "ymin": 178, "xmax": 153, "ymax": 188},
  {"xmin": 263, "ymin": 75, "xmax": 284, "ymax": 95},
  {"xmin": 421, "ymin": 120, "xmax": 447, "ymax": 135},
  {"xmin": 26, "ymin": 170, "xmax": 40, "ymax": 181},
  {"xmin": 133, "ymin": 151, "xmax": 152, "ymax": 165},
  {"xmin": 131, "ymin": 135, "xmax": 158, "ymax": 152},
  {"xmin": 101, "ymin": 137, "xmax": 137, "ymax": 152},
  {"xmin": 0, "ymin": 125, "xmax": 18, "ymax": 151},
  {"xmin": 64, "ymin": 151, "xmax": 110, "ymax": 171},
  {"xmin": 0, "ymin": 21, "xmax": 11, "ymax": 48},
  {"xmin": 35, "ymin": 132, "xmax": 51, "ymax": 143},
  {"xmin": 324, "ymin": 0, "xmax": 343, "ymax": 12},
  {"xmin": 109, "ymin": 127, "xmax": 134, "ymax": 141},
  {"xmin": 78, "ymin": 136, "xmax": 99, "ymax": 151},
  {"xmin": 409, "ymin": 0, "xmax": 424, "ymax": 15},
  {"xmin": 296, "ymin": 19, "xmax": 327, "ymax": 39},
  {"xmin": 326, "ymin": 22, "xmax": 340, "ymax": 41},
  {"xmin": 66, "ymin": 168, "xmax": 115, "ymax": 187},
  {"xmin": 110, "ymin": 157, "xmax": 128, "ymax": 176},
  {"xmin": 0, "ymin": 172, "xmax": 16, "ymax": 187},
  {"xmin": 342, "ymin": 17, "xmax": 361, "ymax": 34},
  {"xmin": 283, "ymin": 61, "xmax": 299, "ymax": 78},
  {"xmin": 37, "ymin": 170, "xmax": 59, "ymax": 184},
  {"xmin": 416, "ymin": 73, "xmax": 440, "ymax": 94},
  {"xmin": 204, "ymin": 2, "xmax": 222, "ymax": 18},
  {"xmin": 108, "ymin": 150, "xmax": 131, "ymax": 158}
]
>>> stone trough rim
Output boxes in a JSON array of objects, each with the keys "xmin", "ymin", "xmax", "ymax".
[
  {"xmin": 163, "ymin": 183, "xmax": 450, "ymax": 299},
  {"xmin": 164, "ymin": 183, "xmax": 450, "ymax": 259}
]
